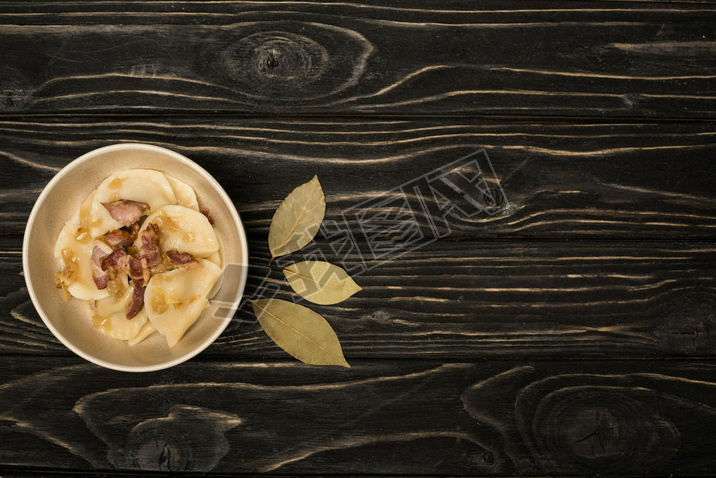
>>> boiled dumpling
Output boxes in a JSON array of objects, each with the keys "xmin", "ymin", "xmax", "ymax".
[
  {"xmin": 71, "ymin": 190, "xmax": 96, "ymax": 227},
  {"xmin": 135, "ymin": 205, "xmax": 219, "ymax": 258},
  {"xmin": 205, "ymin": 232, "xmax": 224, "ymax": 267},
  {"xmin": 55, "ymin": 167, "xmax": 224, "ymax": 349},
  {"xmin": 88, "ymin": 169, "xmax": 177, "ymax": 236},
  {"xmin": 54, "ymin": 221, "xmax": 110, "ymax": 301},
  {"xmin": 128, "ymin": 321, "xmax": 157, "ymax": 346},
  {"xmin": 145, "ymin": 259, "xmax": 222, "ymax": 346},
  {"xmin": 91, "ymin": 285, "xmax": 148, "ymax": 340},
  {"xmin": 166, "ymin": 175, "xmax": 200, "ymax": 211},
  {"xmin": 206, "ymin": 251, "xmax": 222, "ymax": 267}
]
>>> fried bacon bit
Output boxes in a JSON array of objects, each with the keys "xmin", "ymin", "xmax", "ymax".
[
  {"xmin": 101, "ymin": 200, "xmax": 150, "ymax": 227},
  {"xmin": 105, "ymin": 223, "xmax": 139, "ymax": 249},
  {"xmin": 138, "ymin": 223, "xmax": 161, "ymax": 267},
  {"xmin": 127, "ymin": 281, "xmax": 146, "ymax": 319},
  {"xmin": 91, "ymin": 241, "xmax": 113, "ymax": 290},
  {"xmin": 201, "ymin": 207, "xmax": 215, "ymax": 226},
  {"xmin": 101, "ymin": 248, "xmax": 127, "ymax": 271},
  {"xmin": 102, "ymin": 248, "xmax": 149, "ymax": 283},
  {"xmin": 134, "ymin": 257, "xmax": 151, "ymax": 284},
  {"xmin": 166, "ymin": 250, "xmax": 199, "ymax": 269},
  {"xmin": 89, "ymin": 299, "xmax": 96, "ymax": 311}
]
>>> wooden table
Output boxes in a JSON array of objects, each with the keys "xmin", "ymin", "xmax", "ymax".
[{"xmin": 1, "ymin": 2, "xmax": 715, "ymax": 476}]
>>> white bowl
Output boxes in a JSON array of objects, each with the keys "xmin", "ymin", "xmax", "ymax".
[{"xmin": 23, "ymin": 144, "xmax": 248, "ymax": 372}]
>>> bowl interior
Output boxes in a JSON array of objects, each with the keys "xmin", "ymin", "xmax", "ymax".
[{"xmin": 24, "ymin": 144, "xmax": 247, "ymax": 371}]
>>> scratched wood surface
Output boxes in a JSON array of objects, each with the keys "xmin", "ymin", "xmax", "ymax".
[
  {"xmin": 0, "ymin": 1, "xmax": 714, "ymax": 118},
  {"xmin": 1, "ymin": 0, "xmax": 716, "ymax": 476},
  {"xmin": 0, "ymin": 118, "xmax": 715, "ymax": 239},
  {"xmin": 0, "ymin": 358, "xmax": 714, "ymax": 475},
  {"xmin": 3, "ymin": 237, "xmax": 716, "ymax": 358}
]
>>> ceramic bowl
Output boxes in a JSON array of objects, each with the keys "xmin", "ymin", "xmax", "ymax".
[{"xmin": 23, "ymin": 143, "xmax": 248, "ymax": 372}]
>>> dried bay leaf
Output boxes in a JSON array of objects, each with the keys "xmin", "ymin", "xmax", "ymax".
[
  {"xmin": 284, "ymin": 261, "xmax": 362, "ymax": 305},
  {"xmin": 268, "ymin": 175, "xmax": 325, "ymax": 262},
  {"xmin": 252, "ymin": 298, "xmax": 350, "ymax": 367}
]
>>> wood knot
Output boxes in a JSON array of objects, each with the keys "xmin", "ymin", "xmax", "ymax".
[
  {"xmin": 221, "ymin": 22, "xmax": 372, "ymax": 101},
  {"xmin": 257, "ymin": 50, "xmax": 279, "ymax": 74},
  {"xmin": 371, "ymin": 310, "xmax": 388, "ymax": 321},
  {"xmin": 235, "ymin": 31, "xmax": 326, "ymax": 88},
  {"xmin": 122, "ymin": 405, "xmax": 240, "ymax": 472},
  {"xmin": 126, "ymin": 420, "xmax": 194, "ymax": 471},
  {"xmin": 462, "ymin": 367, "xmax": 713, "ymax": 475},
  {"xmin": 530, "ymin": 388, "xmax": 680, "ymax": 474}
]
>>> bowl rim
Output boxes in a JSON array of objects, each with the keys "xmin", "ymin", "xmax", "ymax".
[{"xmin": 22, "ymin": 143, "xmax": 249, "ymax": 372}]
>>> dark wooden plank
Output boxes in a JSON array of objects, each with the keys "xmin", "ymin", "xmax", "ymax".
[
  {"xmin": 1, "ymin": 118, "xmax": 715, "ymax": 240},
  {"xmin": 0, "ymin": 2, "xmax": 714, "ymax": 118},
  {"xmin": 0, "ymin": 357, "xmax": 714, "ymax": 475},
  {"xmin": 4, "ymin": 235, "xmax": 716, "ymax": 359}
]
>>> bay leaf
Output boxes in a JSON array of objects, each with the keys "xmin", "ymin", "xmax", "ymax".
[
  {"xmin": 284, "ymin": 261, "xmax": 362, "ymax": 305},
  {"xmin": 252, "ymin": 298, "xmax": 350, "ymax": 367},
  {"xmin": 268, "ymin": 175, "xmax": 326, "ymax": 262}
]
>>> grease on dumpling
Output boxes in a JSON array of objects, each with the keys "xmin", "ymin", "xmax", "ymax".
[
  {"xmin": 135, "ymin": 205, "xmax": 219, "ymax": 258},
  {"xmin": 55, "ymin": 166, "xmax": 225, "ymax": 349},
  {"xmin": 88, "ymin": 169, "xmax": 176, "ymax": 236},
  {"xmin": 71, "ymin": 190, "xmax": 96, "ymax": 227},
  {"xmin": 54, "ymin": 221, "xmax": 110, "ymax": 301},
  {"xmin": 92, "ymin": 285, "xmax": 148, "ymax": 340},
  {"xmin": 145, "ymin": 259, "xmax": 222, "ymax": 346}
]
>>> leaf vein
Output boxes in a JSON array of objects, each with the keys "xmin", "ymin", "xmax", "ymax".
[
  {"xmin": 285, "ymin": 269, "xmax": 357, "ymax": 291},
  {"xmin": 272, "ymin": 179, "xmax": 319, "ymax": 257},
  {"xmin": 254, "ymin": 301, "xmax": 344, "ymax": 364}
]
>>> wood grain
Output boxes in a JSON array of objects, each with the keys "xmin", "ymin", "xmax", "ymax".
[
  {"xmin": 1, "ymin": 3, "xmax": 714, "ymax": 476},
  {"xmin": 4, "ymin": 236, "xmax": 716, "ymax": 359},
  {"xmin": 0, "ymin": 358, "xmax": 714, "ymax": 475},
  {"xmin": 0, "ymin": 2, "xmax": 713, "ymax": 118},
  {"xmin": 1, "ymin": 118, "xmax": 715, "ymax": 239}
]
